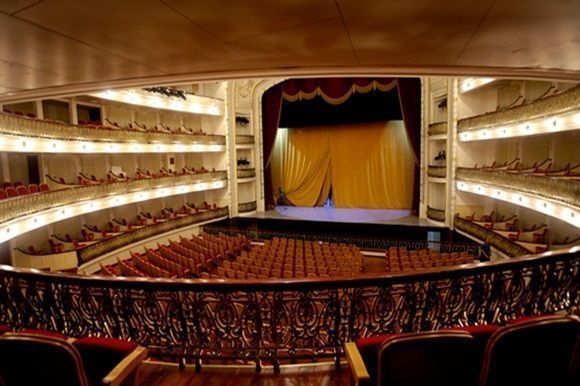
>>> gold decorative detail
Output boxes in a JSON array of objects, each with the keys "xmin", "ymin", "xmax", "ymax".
[
  {"xmin": 428, "ymin": 122, "xmax": 447, "ymax": 135},
  {"xmin": 456, "ymin": 168, "xmax": 579, "ymax": 208},
  {"xmin": 427, "ymin": 166, "xmax": 447, "ymax": 178},
  {"xmin": 238, "ymin": 201, "xmax": 257, "ymax": 213},
  {"xmin": 237, "ymin": 168, "xmax": 256, "ymax": 179},
  {"xmin": 458, "ymin": 86, "xmax": 580, "ymax": 132},
  {"xmin": 454, "ymin": 216, "xmax": 529, "ymax": 257},
  {"xmin": 426, "ymin": 206, "xmax": 446, "ymax": 222},
  {"xmin": 235, "ymin": 135, "xmax": 255, "ymax": 145}
]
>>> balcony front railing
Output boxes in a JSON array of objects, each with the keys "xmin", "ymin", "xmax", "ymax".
[
  {"xmin": 237, "ymin": 168, "xmax": 256, "ymax": 179},
  {"xmin": 427, "ymin": 122, "xmax": 447, "ymax": 136},
  {"xmin": 77, "ymin": 207, "xmax": 229, "ymax": 264},
  {"xmin": 0, "ymin": 171, "xmax": 228, "ymax": 225},
  {"xmin": 0, "ymin": 112, "xmax": 226, "ymax": 145},
  {"xmin": 458, "ymin": 86, "xmax": 580, "ymax": 132},
  {"xmin": 456, "ymin": 168, "xmax": 580, "ymax": 208},
  {"xmin": 427, "ymin": 166, "xmax": 447, "ymax": 178},
  {"xmin": 0, "ymin": 246, "xmax": 577, "ymax": 370},
  {"xmin": 235, "ymin": 135, "xmax": 255, "ymax": 145},
  {"xmin": 426, "ymin": 206, "xmax": 446, "ymax": 222},
  {"xmin": 454, "ymin": 216, "xmax": 530, "ymax": 257},
  {"xmin": 238, "ymin": 201, "xmax": 257, "ymax": 213}
]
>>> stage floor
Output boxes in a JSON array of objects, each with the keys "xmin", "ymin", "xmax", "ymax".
[{"xmin": 252, "ymin": 206, "xmax": 442, "ymax": 227}]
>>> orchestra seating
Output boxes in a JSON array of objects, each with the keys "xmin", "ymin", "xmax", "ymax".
[
  {"xmin": 0, "ymin": 327, "xmax": 146, "ymax": 386},
  {"xmin": 385, "ymin": 246, "xmax": 474, "ymax": 272},
  {"xmin": 345, "ymin": 314, "xmax": 579, "ymax": 386}
]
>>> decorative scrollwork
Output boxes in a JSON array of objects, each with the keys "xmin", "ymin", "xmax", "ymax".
[{"xmin": 0, "ymin": 248, "xmax": 577, "ymax": 368}]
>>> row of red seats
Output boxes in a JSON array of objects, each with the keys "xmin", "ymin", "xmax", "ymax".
[
  {"xmin": 348, "ymin": 314, "xmax": 579, "ymax": 386},
  {"xmin": 0, "ymin": 325, "xmax": 146, "ymax": 386},
  {"xmin": 385, "ymin": 247, "xmax": 475, "ymax": 273},
  {"xmin": 0, "ymin": 183, "xmax": 49, "ymax": 199}
]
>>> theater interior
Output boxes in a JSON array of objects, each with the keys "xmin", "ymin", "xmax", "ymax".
[{"xmin": 0, "ymin": 1, "xmax": 578, "ymax": 385}]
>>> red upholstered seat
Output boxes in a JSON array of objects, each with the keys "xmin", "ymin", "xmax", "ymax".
[
  {"xmin": 506, "ymin": 314, "xmax": 553, "ymax": 324},
  {"xmin": 0, "ymin": 325, "xmax": 11, "ymax": 335},
  {"xmin": 447, "ymin": 324, "xmax": 500, "ymax": 362},
  {"xmin": 355, "ymin": 334, "xmax": 397, "ymax": 384},
  {"xmin": 73, "ymin": 336, "xmax": 139, "ymax": 386},
  {"xmin": 0, "ymin": 333, "xmax": 90, "ymax": 386},
  {"xmin": 480, "ymin": 315, "xmax": 579, "ymax": 386},
  {"xmin": 20, "ymin": 328, "xmax": 67, "ymax": 339},
  {"xmin": 377, "ymin": 331, "xmax": 479, "ymax": 386}
]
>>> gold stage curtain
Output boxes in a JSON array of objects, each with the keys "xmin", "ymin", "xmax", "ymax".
[
  {"xmin": 271, "ymin": 121, "xmax": 414, "ymax": 209},
  {"xmin": 271, "ymin": 128, "xmax": 331, "ymax": 207},
  {"xmin": 329, "ymin": 121, "xmax": 414, "ymax": 209}
]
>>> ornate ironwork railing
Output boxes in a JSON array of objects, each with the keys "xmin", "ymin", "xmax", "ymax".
[
  {"xmin": 0, "ymin": 112, "xmax": 226, "ymax": 145},
  {"xmin": 427, "ymin": 166, "xmax": 447, "ymax": 178},
  {"xmin": 237, "ymin": 168, "xmax": 256, "ymax": 179},
  {"xmin": 0, "ymin": 247, "xmax": 577, "ymax": 370},
  {"xmin": 456, "ymin": 168, "xmax": 580, "ymax": 208},
  {"xmin": 235, "ymin": 135, "xmax": 255, "ymax": 145},
  {"xmin": 77, "ymin": 207, "xmax": 229, "ymax": 264},
  {"xmin": 238, "ymin": 201, "xmax": 257, "ymax": 213},
  {"xmin": 0, "ymin": 171, "xmax": 228, "ymax": 224},
  {"xmin": 204, "ymin": 225, "xmax": 481, "ymax": 256},
  {"xmin": 454, "ymin": 216, "xmax": 529, "ymax": 257},
  {"xmin": 426, "ymin": 206, "xmax": 446, "ymax": 222},
  {"xmin": 458, "ymin": 86, "xmax": 580, "ymax": 132},
  {"xmin": 427, "ymin": 122, "xmax": 447, "ymax": 136}
]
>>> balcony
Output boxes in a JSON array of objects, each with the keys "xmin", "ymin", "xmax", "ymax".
[
  {"xmin": 237, "ymin": 168, "xmax": 256, "ymax": 179},
  {"xmin": 427, "ymin": 166, "xmax": 447, "ymax": 179},
  {"xmin": 0, "ymin": 112, "xmax": 226, "ymax": 153},
  {"xmin": 235, "ymin": 135, "xmax": 255, "ymax": 146},
  {"xmin": 454, "ymin": 216, "xmax": 530, "ymax": 257},
  {"xmin": 78, "ymin": 207, "xmax": 229, "ymax": 264},
  {"xmin": 458, "ymin": 86, "xmax": 580, "ymax": 141},
  {"xmin": 456, "ymin": 168, "xmax": 579, "ymax": 209},
  {"xmin": 427, "ymin": 122, "xmax": 447, "ymax": 136},
  {"xmin": 426, "ymin": 206, "xmax": 446, "ymax": 222},
  {"xmin": 238, "ymin": 201, "xmax": 257, "ymax": 213},
  {"xmin": 0, "ymin": 172, "xmax": 228, "ymax": 244}
]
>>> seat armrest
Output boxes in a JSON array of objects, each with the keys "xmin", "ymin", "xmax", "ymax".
[
  {"xmin": 345, "ymin": 342, "xmax": 371, "ymax": 386},
  {"xmin": 102, "ymin": 346, "xmax": 147, "ymax": 386}
]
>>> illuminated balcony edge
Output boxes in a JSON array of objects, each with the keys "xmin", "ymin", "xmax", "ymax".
[
  {"xmin": 0, "ymin": 179, "xmax": 228, "ymax": 244},
  {"xmin": 0, "ymin": 133, "xmax": 225, "ymax": 154},
  {"xmin": 459, "ymin": 77, "xmax": 496, "ymax": 94},
  {"xmin": 458, "ymin": 109, "xmax": 580, "ymax": 141},
  {"xmin": 92, "ymin": 89, "xmax": 224, "ymax": 116},
  {"xmin": 456, "ymin": 180, "xmax": 579, "ymax": 228},
  {"xmin": 456, "ymin": 168, "xmax": 579, "ymax": 208},
  {"xmin": 0, "ymin": 171, "xmax": 227, "ymax": 224}
]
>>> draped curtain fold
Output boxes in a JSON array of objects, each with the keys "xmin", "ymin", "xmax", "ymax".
[
  {"xmin": 262, "ymin": 77, "xmax": 421, "ymax": 210},
  {"xmin": 271, "ymin": 122, "xmax": 414, "ymax": 209}
]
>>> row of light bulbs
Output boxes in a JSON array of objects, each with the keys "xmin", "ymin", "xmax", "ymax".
[
  {"xmin": 0, "ymin": 134, "xmax": 225, "ymax": 154},
  {"xmin": 0, "ymin": 180, "xmax": 227, "ymax": 244},
  {"xmin": 459, "ymin": 110, "xmax": 580, "ymax": 142},
  {"xmin": 456, "ymin": 181, "xmax": 579, "ymax": 228}
]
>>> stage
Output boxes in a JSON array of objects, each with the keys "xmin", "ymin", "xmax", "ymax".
[{"xmin": 252, "ymin": 206, "xmax": 441, "ymax": 227}]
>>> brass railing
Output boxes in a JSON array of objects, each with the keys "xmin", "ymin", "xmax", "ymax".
[
  {"xmin": 454, "ymin": 216, "xmax": 530, "ymax": 257},
  {"xmin": 0, "ymin": 171, "xmax": 228, "ymax": 224},
  {"xmin": 0, "ymin": 246, "xmax": 577, "ymax": 370},
  {"xmin": 0, "ymin": 112, "xmax": 226, "ymax": 145},
  {"xmin": 458, "ymin": 86, "xmax": 580, "ymax": 132},
  {"xmin": 238, "ymin": 201, "xmax": 257, "ymax": 213},
  {"xmin": 77, "ymin": 207, "xmax": 229, "ymax": 264},
  {"xmin": 456, "ymin": 168, "xmax": 580, "ymax": 208},
  {"xmin": 426, "ymin": 206, "xmax": 446, "ymax": 222},
  {"xmin": 427, "ymin": 122, "xmax": 447, "ymax": 136},
  {"xmin": 235, "ymin": 135, "xmax": 255, "ymax": 145},
  {"xmin": 237, "ymin": 168, "xmax": 256, "ymax": 179},
  {"xmin": 427, "ymin": 166, "xmax": 447, "ymax": 178}
]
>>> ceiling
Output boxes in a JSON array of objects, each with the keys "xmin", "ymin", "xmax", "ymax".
[{"xmin": 0, "ymin": 0, "xmax": 579, "ymax": 102}]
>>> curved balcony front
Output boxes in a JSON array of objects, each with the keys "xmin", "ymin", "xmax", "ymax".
[
  {"xmin": 0, "ymin": 112, "xmax": 226, "ymax": 153},
  {"xmin": 426, "ymin": 206, "xmax": 446, "ymax": 222},
  {"xmin": 0, "ymin": 246, "xmax": 577, "ymax": 368},
  {"xmin": 427, "ymin": 122, "xmax": 447, "ymax": 136},
  {"xmin": 0, "ymin": 171, "xmax": 228, "ymax": 244},
  {"xmin": 427, "ymin": 165, "xmax": 447, "ymax": 178},
  {"xmin": 238, "ymin": 201, "xmax": 257, "ymax": 213}
]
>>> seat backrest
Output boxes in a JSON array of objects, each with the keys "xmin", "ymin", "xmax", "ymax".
[
  {"xmin": 0, "ymin": 333, "xmax": 90, "ymax": 386},
  {"xmin": 479, "ymin": 315, "xmax": 579, "ymax": 386},
  {"xmin": 378, "ymin": 331, "xmax": 479, "ymax": 386}
]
